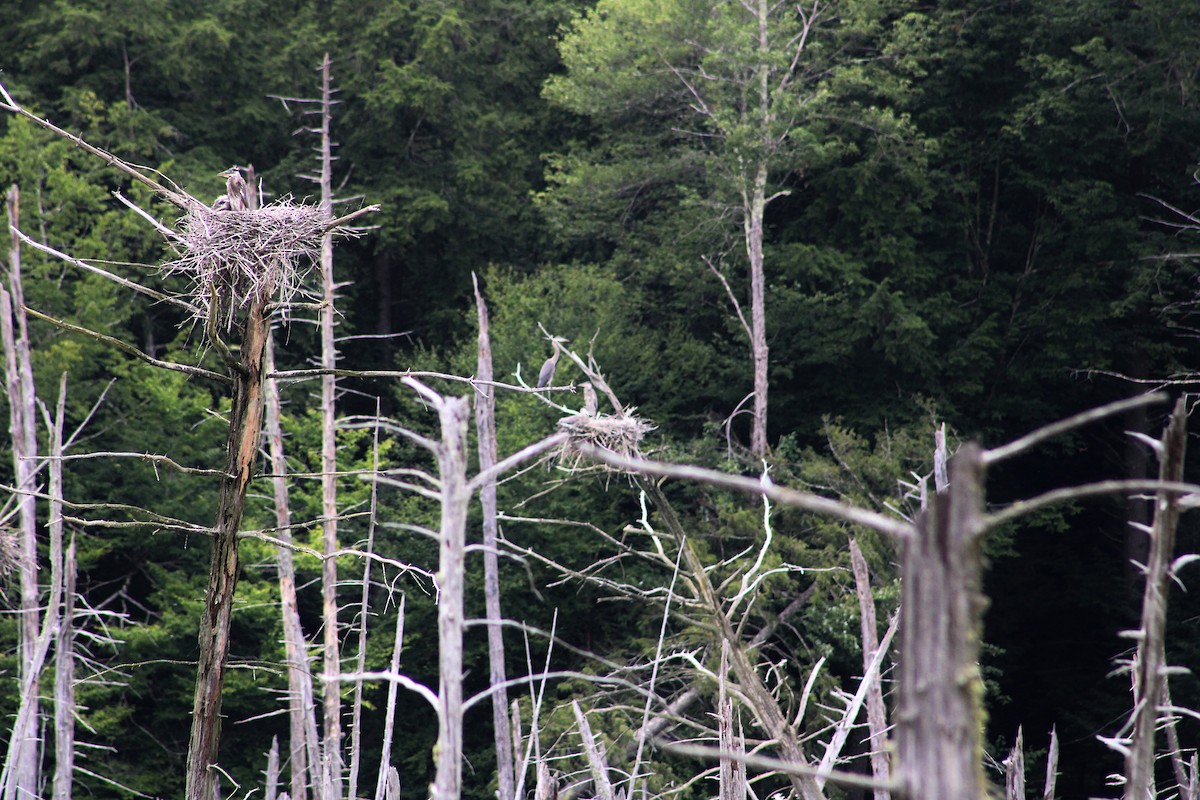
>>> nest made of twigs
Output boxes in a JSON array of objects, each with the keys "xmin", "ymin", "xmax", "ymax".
[
  {"xmin": 163, "ymin": 200, "xmax": 327, "ymax": 328},
  {"xmin": 558, "ymin": 411, "xmax": 654, "ymax": 470}
]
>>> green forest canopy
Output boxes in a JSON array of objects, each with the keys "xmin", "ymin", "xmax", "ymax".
[{"xmin": 2, "ymin": 0, "xmax": 1200, "ymax": 796}]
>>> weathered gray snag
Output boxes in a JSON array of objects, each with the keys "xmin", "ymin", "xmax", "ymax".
[
  {"xmin": 49, "ymin": 382, "xmax": 74, "ymax": 800},
  {"xmin": 264, "ymin": 336, "xmax": 321, "ymax": 800},
  {"xmin": 425, "ymin": 385, "xmax": 471, "ymax": 800},
  {"xmin": 53, "ymin": 535, "xmax": 77, "ymax": 800},
  {"xmin": 1043, "ymin": 725, "xmax": 1059, "ymax": 800},
  {"xmin": 373, "ymin": 597, "xmax": 405, "ymax": 800},
  {"xmin": 849, "ymin": 538, "xmax": 890, "ymax": 800},
  {"xmin": 895, "ymin": 442, "xmax": 987, "ymax": 799},
  {"xmin": 1004, "ymin": 727, "xmax": 1024, "ymax": 800},
  {"xmin": 717, "ymin": 643, "xmax": 747, "ymax": 800},
  {"xmin": 315, "ymin": 53, "xmax": 344, "ymax": 800},
  {"xmin": 1, "ymin": 184, "xmax": 40, "ymax": 800},
  {"xmin": 473, "ymin": 275, "xmax": 515, "ymax": 800},
  {"xmin": 1124, "ymin": 397, "xmax": 1187, "ymax": 800}
]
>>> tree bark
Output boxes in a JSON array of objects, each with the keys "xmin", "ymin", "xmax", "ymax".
[
  {"xmin": 744, "ymin": 0, "xmax": 771, "ymax": 458},
  {"xmin": 848, "ymin": 538, "xmax": 890, "ymax": 800},
  {"xmin": 2, "ymin": 184, "xmax": 41, "ymax": 800},
  {"xmin": 895, "ymin": 443, "xmax": 987, "ymax": 799},
  {"xmin": 186, "ymin": 297, "xmax": 270, "ymax": 800},
  {"xmin": 1124, "ymin": 398, "xmax": 1187, "ymax": 800},
  {"xmin": 317, "ymin": 54, "xmax": 344, "ymax": 800},
  {"xmin": 472, "ymin": 275, "xmax": 515, "ymax": 800},
  {"xmin": 431, "ymin": 396, "xmax": 470, "ymax": 800},
  {"xmin": 264, "ymin": 336, "xmax": 321, "ymax": 800},
  {"xmin": 50, "ymin": 379, "xmax": 75, "ymax": 800}
]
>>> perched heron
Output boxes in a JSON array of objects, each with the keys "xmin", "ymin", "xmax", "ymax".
[
  {"xmin": 218, "ymin": 167, "xmax": 250, "ymax": 211},
  {"xmin": 581, "ymin": 381, "xmax": 598, "ymax": 416},
  {"xmin": 536, "ymin": 349, "xmax": 560, "ymax": 389},
  {"xmin": 536, "ymin": 335, "xmax": 569, "ymax": 389}
]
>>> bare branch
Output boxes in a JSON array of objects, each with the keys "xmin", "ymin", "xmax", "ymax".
[
  {"xmin": 0, "ymin": 81, "xmax": 195, "ymax": 209},
  {"xmin": 985, "ymin": 479, "xmax": 1200, "ymax": 530},
  {"xmin": 580, "ymin": 445, "xmax": 911, "ymax": 538},
  {"xmin": 658, "ymin": 741, "xmax": 895, "ymax": 792},
  {"xmin": 983, "ymin": 393, "xmax": 1167, "ymax": 466},
  {"xmin": 24, "ymin": 307, "xmax": 229, "ymax": 384},
  {"xmin": 13, "ymin": 227, "xmax": 197, "ymax": 314}
]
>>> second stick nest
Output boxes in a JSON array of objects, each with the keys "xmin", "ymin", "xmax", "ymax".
[
  {"xmin": 558, "ymin": 411, "xmax": 654, "ymax": 468},
  {"xmin": 164, "ymin": 201, "xmax": 328, "ymax": 328}
]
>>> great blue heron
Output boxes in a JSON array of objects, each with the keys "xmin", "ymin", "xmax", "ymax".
[
  {"xmin": 536, "ymin": 337, "xmax": 568, "ymax": 389},
  {"xmin": 581, "ymin": 381, "xmax": 598, "ymax": 416},
  {"xmin": 218, "ymin": 167, "xmax": 250, "ymax": 211}
]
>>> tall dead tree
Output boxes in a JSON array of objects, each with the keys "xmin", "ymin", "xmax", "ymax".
[
  {"xmin": 1124, "ymin": 397, "xmax": 1187, "ymax": 799},
  {"xmin": 264, "ymin": 336, "xmax": 322, "ymax": 800},
  {"xmin": 1, "ymin": 185, "xmax": 41, "ymax": 800},
  {"xmin": 473, "ymin": 275, "xmax": 515, "ymax": 800},
  {"xmin": 315, "ymin": 53, "xmax": 344, "ymax": 800}
]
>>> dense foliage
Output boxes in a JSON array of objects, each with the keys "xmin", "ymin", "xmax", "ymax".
[{"xmin": 2, "ymin": 0, "xmax": 1200, "ymax": 797}]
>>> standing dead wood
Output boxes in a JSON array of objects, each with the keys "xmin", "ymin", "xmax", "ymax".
[
  {"xmin": 348, "ymin": 401, "xmax": 381, "ymax": 800},
  {"xmin": 264, "ymin": 336, "xmax": 321, "ymax": 800},
  {"xmin": 405, "ymin": 380, "xmax": 471, "ymax": 800},
  {"xmin": 1004, "ymin": 727, "xmax": 1025, "ymax": 800},
  {"xmin": 473, "ymin": 274, "xmax": 515, "ymax": 800},
  {"xmin": 1, "ymin": 184, "xmax": 41, "ymax": 800},
  {"xmin": 53, "ymin": 533, "xmax": 77, "ymax": 800},
  {"xmin": 314, "ymin": 54, "xmax": 345, "ymax": 800},
  {"xmin": 186, "ymin": 290, "xmax": 272, "ymax": 800},
  {"xmin": 1124, "ymin": 397, "xmax": 1187, "ymax": 800},
  {"xmin": 895, "ymin": 443, "xmax": 987, "ymax": 799},
  {"xmin": 1, "ymin": 376, "xmax": 69, "ymax": 800},
  {"xmin": 266, "ymin": 737, "xmax": 281, "ymax": 800},
  {"xmin": 1043, "ymin": 726, "xmax": 1059, "ymax": 800},
  {"xmin": 48, "ymin": 380, "xmax": 75, "ymax": 800},
  {"xmin": 848, "ymin": 538, "xmax": 890, "ymax": 799},
  {"xmin": 717, "ymin": 643, "xmax": 747, "ymax": 800},
  {"xmin": 572, "ymin": 700, "xmax": 615, "ymax": 800},
  {"xmin": 373, "ymin": 597, "xmax": 405, "ymax": 800},
  {"xmin": 637, "ymin": 480, "xmax": 826, "ymax": 800}
]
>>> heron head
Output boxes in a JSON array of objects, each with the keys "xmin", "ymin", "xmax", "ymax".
[{"xmin": 218, "ymin": 166, "xmax": 242, "ymax": 178}]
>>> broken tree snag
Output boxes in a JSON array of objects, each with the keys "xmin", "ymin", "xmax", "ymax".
[
  {"xmin": 3, "ymin": 183, "xmax": 41, "ymax": 800},
  {"xmin": 431, "ymin": 395, "xmax": 470, "ymax": 800},
  {"xmin": 1125, "ymin": 398, "xmax": 1187, "ymax": 800},
  {"xmin": 848, "ymin": 538, "xmax": 890, "ymax": 800},
  {"xmin": 186, "ymin": 296, "xmax": 271, "ymax": 800},
  {"xmin": 896, "ymin": 442, "xmax": 988, "ymax": 799},
  {"xmin": 472, "ymin": 275, "xmax": 515, "ymax": 800}
]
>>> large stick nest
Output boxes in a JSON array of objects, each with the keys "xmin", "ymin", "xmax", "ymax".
[
  {"xmin": 558, "ymin": 411, "xmax": 654, "ymax": 469},
  {"xmin": 162, "ymin": 201, "xmax": 328, "ymax": 328}
]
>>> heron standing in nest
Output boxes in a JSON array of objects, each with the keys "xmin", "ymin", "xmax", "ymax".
[{"xmin": 216, "ymin": 166, "xmax": 251, "ymax": 211}]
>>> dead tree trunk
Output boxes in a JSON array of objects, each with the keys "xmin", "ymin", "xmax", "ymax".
[
  {"xmin": 53, "ymin": 534, "xmax": 76, "ymax": 800},
  {"xmin": 430, "ymin": 391, "xmax": 470, "ymax": 800},
  {"xmin": 48, "ymin": 380, "xmax": 74, "ymax": 800},
  {"xmin": 264, "ymin": 335, "xmax": 321, "ymax": 800},
  {"xmin": 2, "ymin": 184, "xmax": 41, "ymax": 800},
  {"xmin": 186, "ymin": 297, "xmax": 271, "ymax": 800},
  {"xmin": 472, "ymin": 276, "xmax": 515, "ymax": 800},
  {"xmin": 1124, "ymin": 398, "xmax": 1187, "ymax": 800},
  {"xmin": 848, "ymin": 538, "xmax": 890, "ymax": 799},
  {"xmin": 316, "ymin": 54, "xmax": 344, "ymax": 800},
  {"xmin": 895, "ymin": 442, "xmax": 987, "ymax": 799}
]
